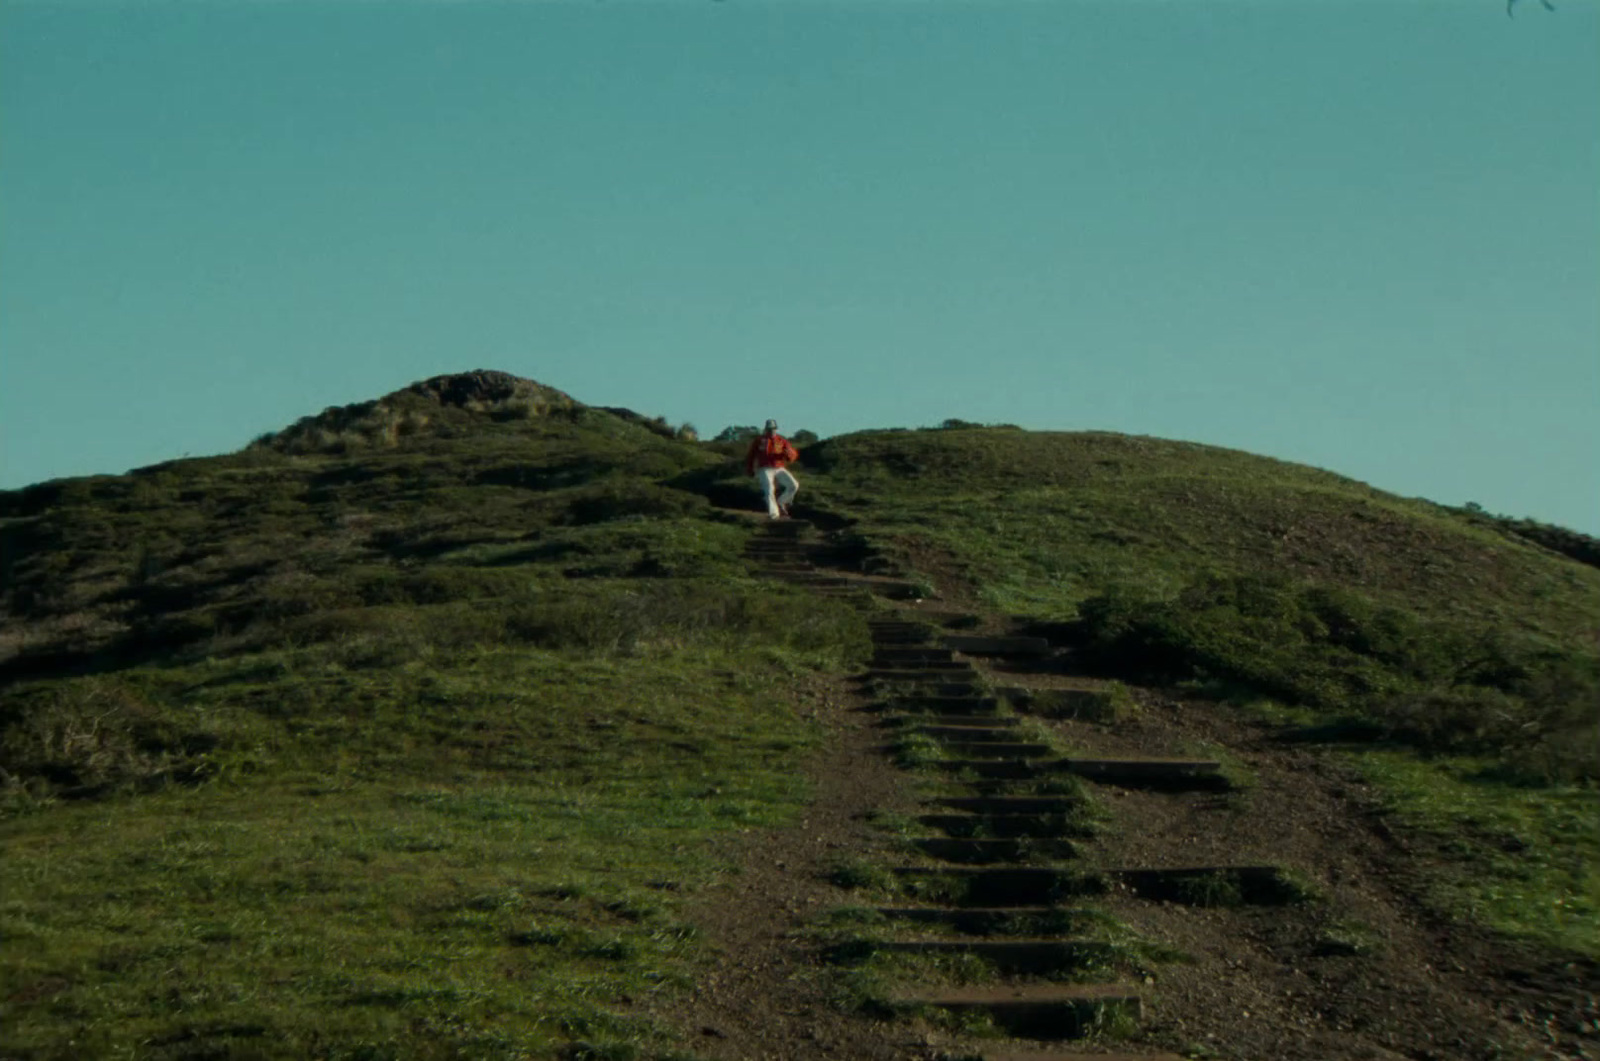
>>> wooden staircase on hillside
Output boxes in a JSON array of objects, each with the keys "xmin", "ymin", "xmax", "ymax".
[{"xmin": 740, "ymin": 516, "xmax": 1280, "ymax": 1061}]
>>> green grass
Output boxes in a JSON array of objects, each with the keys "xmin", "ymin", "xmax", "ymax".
[
  {"xmin": 0, "ymin": 632, "xmax": 856, "ymax": 1059},
  {"xmin": 6, "ymin": 379, "xmax": 1599, "ymax": 1052},
  {"xmin": 799, "ymin": 429, "xmax": 1600, "ymax": 778},
  {"xmin": 802, "ymin": 428, "xmax": 1599, "ymax": 641},
  {"xmin": 0, "ymin": 387, "xmax": 873, "ymax": 1058},
  {"xmin": 792, "ymin": 425, "xmax": 1599, "ymax": 956},
  {"xmin": 1356, "ymin": 752, "xmax": 1600, "ymax": 957}
]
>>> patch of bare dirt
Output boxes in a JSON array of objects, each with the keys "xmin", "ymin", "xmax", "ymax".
[{"xmin": 638, "ymin": 670, "xmax": 936, "ymax": 1061}]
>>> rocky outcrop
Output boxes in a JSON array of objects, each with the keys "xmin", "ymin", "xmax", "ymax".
[
  {"xmin": 250, "ymin": 370, "xmax": 581, "ymax": 454},
  {"xmin": 404, "ymin": 370, "xmax": 576, "ymax": 412}
]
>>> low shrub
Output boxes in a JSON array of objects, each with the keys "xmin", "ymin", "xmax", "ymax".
[
  {"xmin": 0, "ymin": 678, "xmax": 220, "ymax": 800},
  {"xmin": 1078, "ymin": 574, "xmax": 1600, "ymax": 781}
]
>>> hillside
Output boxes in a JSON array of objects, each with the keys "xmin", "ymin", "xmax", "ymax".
[
  {"xmin": 795, "ymin": 428, "xmax": 1600, "ymax": 781},
  {"xmin": 2, "ymin": 373, "xmax": 1596, "ymax": 1061}
]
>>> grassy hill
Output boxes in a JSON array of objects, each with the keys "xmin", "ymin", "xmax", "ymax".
[
  {"xmin": 797, "ymin": 427, "xmax": 1600, "ymax": 780},
  {"xmin": 3, "ymin": 374, "xmax": 1596, "ymax": 1059}
]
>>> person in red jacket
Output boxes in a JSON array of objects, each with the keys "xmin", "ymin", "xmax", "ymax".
[{"xmin": 744, "ymin": 419, "xmax": 800, "ymax": 519}]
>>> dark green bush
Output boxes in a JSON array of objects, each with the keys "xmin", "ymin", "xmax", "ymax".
[
  {"xmin": 0, "ymin": 679, "xmax": 220, "ymax": 800},
  {"xmin": 1078, "ymin": 574, "xmax": 1600, "ymax": 780}
]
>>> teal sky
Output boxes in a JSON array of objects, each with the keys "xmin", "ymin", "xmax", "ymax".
[{"xmin": 3, "ymin": 0, "xmax": 1597, "ymax": 532}]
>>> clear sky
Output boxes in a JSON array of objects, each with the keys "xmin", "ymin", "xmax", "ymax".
[{"xmin": 3, "ymin": 0, "xmax": 1597, "ymax": 533}]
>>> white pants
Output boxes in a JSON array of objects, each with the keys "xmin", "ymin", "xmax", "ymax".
[{"xmin": 755, "ymin": 466, "xmax": 799, "ymax": 518}]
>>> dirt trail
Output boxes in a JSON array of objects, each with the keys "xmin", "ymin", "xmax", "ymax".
[
  {"xmin": 644, "ymin": 514, "xmax": 1597, "ymax": 1061},
  {"xmin": 651, "ymin": 666, "xmax": 929, "ymax": 1060}
]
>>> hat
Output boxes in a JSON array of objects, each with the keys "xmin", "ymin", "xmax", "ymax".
[{"xmin": 764, "ymin": 419, "xmax": 778, "ymax": 431}]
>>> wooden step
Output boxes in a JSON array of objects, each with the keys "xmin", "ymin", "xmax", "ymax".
[
  {"xmin": 870, "ymin": 906, "xmax": 1107, "ymax": 936},
  {"xmin": 936, "ymin": 756, "xmax": 1227, "ymax": 789},
  {"xmin": 982, "ymin": 1052, "xmax": 1185, "ymax": 1061},
  {"xmin": 944, "ymin": 634, "xmax": 1052, "ymax": 656},
  {"xmin": 862, "ymin": 669, "xmax": 981, "ymax": 684},
  {"xmin": 869, "ymin": 664, "xmax": 972, "ymax": 677},
  {"xmin": 883, "ymin": 696, "xmax": 1002, "ymax": 714},
  {"xmin": 860, "ymin": 938, "xmax": 1116, "ymax": 973},
  {"xmin": 896, "ymin": 714, "xmax": 1018, "ymax": 730},
  {"xmin": 911, "ymin": 837, "xmax": 1082, "ymax": 864},
  {"xmin": 892, "ymin": 864, "xmax": 1297, "ymax": 906},
  {"xmin": 872, "ymin": 647, "xmax": 956, "ymax": 664},
  {"xmin": 916, "ymin": 724, "xmax": 1022, "ymax": 741},
  {"xmin": 891, "ymin": 984, "xmax": 1142, "ymax": 1039},
  {"xmin": 918, "ymin": 813, "xmax": 1095, "ymax": 839},
  {"xmin": 871, "ymin": 634, "xmax": 937, "ymax": 646},
  {"xmin": 893, "ymin": 867, "xmax": 1107, "ymax": 906},
  {"xmin": 933, "ymin": 796, "xmax": 1088, "ymax": 815},
  {"xmin": 934, "ymin": 759, "xmax": 1043, "ymax": 779},
  {"xmin": 939, "ymin": 741, "xmax": 1054, "ymax": 759}
]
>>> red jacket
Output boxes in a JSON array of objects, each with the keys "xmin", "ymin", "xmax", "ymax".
[{"xmin": 745, "ymin": 433, "xmax": 798, "ymax": 475}]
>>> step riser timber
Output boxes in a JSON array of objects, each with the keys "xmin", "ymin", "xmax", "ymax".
[
  {"xmin": 865, "ymin": 939, "xmax": 1116, "ymax": 973},
  {"xmin": 872, "ymin": 651, "xmax": 957, "ymax": 665},
  {"xmin": 871, "ymin": 687, "xmax": 986, "ymax": 702},
  {"xmin": 912, "ymin": 838, "xmax": 1081, "ymax": 864},
  {"xmin": 870, "ymin": 665, "xmax": 971, "ymax": 676},
  {"xmin": 934, "ymin": 797, "xmax": 1089, "ymax": 814},
  {"xmin": 870, "ymin": 907, "xmax": 1107, "ymax": 936},
  {"xmin": 915, "ymin": 726, "xmax": 1021, "ymax": 740},
  {"xmin": 879, "ymin": 700, "xmax": 1001, "ymax": 717},
  {"xmin": 893, "ymin": 866, "xmax": 1299, "ymax": 906},
  {"xmin": 894, "ymin": 868, "xmax": 1108, "ymax": 906},
  {"xmin": 935, "ymin": 759, "xmax": 1042, "ymax": 779},
  {"xmin": 894, "ymin": 715, "xmax": 1017, "ymax": 729},
  {"xmin": 918, "ymin": 814, "xmax": 1095, "ymax": 839},
  {"xmin": 942, "ymin": 635, "xmax": 1052, "ymax": 655},
  {"xmin": 983, "ymin": 1052, "xmax": 1186, "ymax": 1061},
  {"xmin": 938, "ymin": 742, "xmax": 1053, "ymax": 758},
  {"xmin": 934, "ymin": 757, "xmax": 1227, "ymax": 788},
  {"xmin": 878, "ymin": 689, "xmax": 997, "ymax": 703}
]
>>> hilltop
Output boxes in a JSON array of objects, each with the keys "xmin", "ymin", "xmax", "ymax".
[{"xmin": 2, "ymin": 371, "xmax": 1595, "ymax": 1061}]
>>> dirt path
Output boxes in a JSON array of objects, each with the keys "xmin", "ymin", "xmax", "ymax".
[
  {"xmin": 642, "ymin": 515, "xmax": 1597, "ymax": 1061},
  {"xmin": 642, "ymin": 670, "xmax": 937, "ymax": 1061}
]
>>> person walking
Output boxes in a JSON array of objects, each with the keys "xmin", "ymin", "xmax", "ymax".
[{"xmin": 745, "ymin": 419, "xmax": 800, "ymax": 519}]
